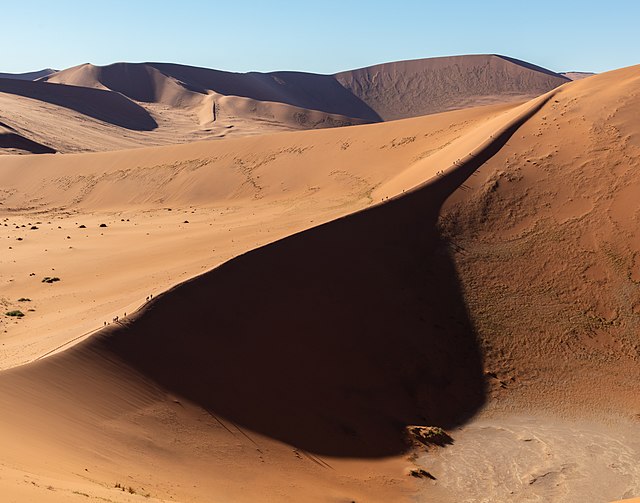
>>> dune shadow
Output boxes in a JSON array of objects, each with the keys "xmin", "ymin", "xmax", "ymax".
[
  {"xmin": 94, "ymin": 95, "xmax": 550, "ymax": 458},
  {"xmin": 0, "ymin": 78, "xmax": 157, "ymax": 131},
  {"xmin": 148, "ymin": 63, "xmax": 383, "ymax": 122},
  {"xmin": 95, "ymin": 178, "xmax": 484, "ymax": 458},
  {"xmin": 0, "ymin": 132, "xmax": 56, "ymax": 154}
]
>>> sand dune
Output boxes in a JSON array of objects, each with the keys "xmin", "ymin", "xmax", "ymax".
[
  {"xmin": 43, "ymin": 62, "xmax": 206, "ymax": 107},
  {"xmin": 0, "ymin": 54, "xmax": 566, "ymax": 154},
  {"xmin": 1, "ymin": 62, "xmax": 639, "ymax": 502},
  {"xmin": 44, "ymin": 62, "xmax": 383, "ymax": 121},
  {"xmin": 0, "ymin": 120, "xmax": 56, "ymax": 154},
  {"xmin": 561, "ymin": 71, "xmax": 597, "ymax": 80},
  {"xmin": 335, "ymin": 54, "xmax": 569, "ymax": 120},
  {"xmin": 416, "ymin": 64, "xmax": 640, "ymax": 501},
  {"xmin": 0, "ymin": 65, "xmax": 374, "ymax": 154},
  {"xmin": 0, "ymin": 101, "xmax": 514, "ymax": 368},
  {"xmin": 0, "ymin": 85, "xmax": 552, "ymax": 501},
  {"xmin": 0, "ymin": 68, "xmax": 56, "ymax": 80},
  {"xmin": 0, "ymin": 77, "xmax": 157, "ymax": 130},
  {"xmin": 44, "ymin": 55, "xmax": 567, "ymax": 124}
]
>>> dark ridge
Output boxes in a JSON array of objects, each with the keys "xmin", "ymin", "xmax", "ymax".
[
  {"xmin": 495, "ymin": 55, "xmax": 571, "ymax": 80},
  {"xmin": 94, "ymin": 169, "xmax": 485, "ymax": 457},
  {"xmin": 0, "ymin": 69, "xmax": 57, "ymax": 81},
  {"xmin": 0, "ymin": 78, "xmax": 158, "ymax": 131},
  {"xmin": 90, "ymin": 92, "xmax": 552, "ymax": 458},
  {"xmin": 148, "ymin": 62, "xmax": 382, "ymax": 122},
  {"xmin": 333, "ymin": 54, "xmax": 568, "ymax": 120},
  {"xmin": 93, "ymin": 62, "xmax": 205, "ymax": 102},
  {"xmin": 87, "ymin": 95, "xmax": 553, "ymax": 458},
  {"xmin": 0, "ymin": 132, "xmax": 56, "ymax": 154}
]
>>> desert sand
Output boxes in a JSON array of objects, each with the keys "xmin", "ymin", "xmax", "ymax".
[
  {"xmin": 0, "ymin": 57, "xmax": 638, "ymax": 502},
  {"xmin": 0, "ymin": 69, "xmax": 56, "ymax": 81},
  {"xmin": 0, "ymin": 54, "xmax": 567, "ymax": 155}
]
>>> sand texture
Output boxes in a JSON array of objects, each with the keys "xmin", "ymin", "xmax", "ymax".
[
  {"xmin": 1, "ymin": 55, "xmax": 567, "ymax": 154},
  {"xmin": 0, "ymin": 59, "xmax": 638, "ymax": 502}
]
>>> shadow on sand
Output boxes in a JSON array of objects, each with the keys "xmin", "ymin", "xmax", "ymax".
[
  {"xmin": 95, "ymin": 173, "xmax": 484, "ymax": 458},
  {"xmin": 93, "ymin": 97, "xmax": 551, "ymax": 458},
  {"xmin": 0, "ymin": 78, "xmax": 158, "ymax": 131}
]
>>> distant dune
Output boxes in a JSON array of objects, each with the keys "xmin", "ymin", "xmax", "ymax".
[
  {"xmin": 0, "ymin": 120, "xmax": 55, "ymax": 154},
  {"xmin": 0, "ymin": 54, "xmax": 569, "ymax": 155},
  {"xmin": 43, "ymin": 55, "xmax": 568, "ymax": 123},
  {"xmin": 561, "ymin": 71, "xmax": 597, "ymax": 80},
  {"xmin": 0, "ymin": 77, "xmax": 157, "ymax": 130},
  {"xmin": 0, "ymin": 68, "xmax": 57, "ymax": 80},
  {"xmin": 335, "ymin": 54, "xmax": 569, "ymax": 120},
  {"xmin": 1, "ymin": 56, "xmax": 638, "ymax": 502},
  {"xmin": 44, "ymin": 62, "xmax": 382, "ymax": 122}
]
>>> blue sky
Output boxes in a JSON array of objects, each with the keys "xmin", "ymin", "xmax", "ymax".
[{"xmin": 2, "ymin": 1, "xmax": 638, "ymax": 74}]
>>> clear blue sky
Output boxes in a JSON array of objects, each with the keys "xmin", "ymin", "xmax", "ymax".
[{"xmin": 2, "ymin": 0, "xmax": 638, "ymax": 74}]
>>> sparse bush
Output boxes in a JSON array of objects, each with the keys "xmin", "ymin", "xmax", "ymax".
[
  {"xmin": 17, "ymin": 297, "xmax": 31, "ymax": 302},
  {"xmin": 5, "ymin": 310, "xmax": 24, "ymax": 317},
  {"xmin": 406, "ymin": 425, "xmax": 453, "ymax": 447},
  {"xmin": 42, "ymin": 277, "xmax": 60, "ymax": 283}
]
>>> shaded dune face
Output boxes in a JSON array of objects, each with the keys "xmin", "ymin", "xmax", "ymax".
[
  {"xmin": 0, "ymin": 120, "xmax": 55, "ymax": 153},
  {"xmin": 438, "ymin": 65, "xmax": 640, "ymax": 414},
  {"xmin": 95, "ymin": 62, "xmax": 205, "ymax": 103},
  {"xmin": 94, "ymin": 174, "xmax": 486, "ymax": 458},
  {"xmin": 0, "ymin": 78, "xmax": 158, "ymax": 131},
  {"xmin": 149, "ymin": 63, "xmax": 384, "ymax": 122},
  {"xmin": 0, "ymin": 69, "xmax": 56, "ymax": 81},
  {"xmin": 0, "ymin": 132, "xmax": 55, "ymax": 154},
  {"xmin": 335, "ymin": 54, "xmax": 569, "ymax": 120},
  {"xmin": 88, "ymin": 95, "xmax": 550, "ymax": 458}
]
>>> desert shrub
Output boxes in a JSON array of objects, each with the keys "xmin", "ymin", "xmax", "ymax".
[
  {"xmin": 406, "ymin": 425, "xmax": 453, "ymax": 447},
  {"xmin": 42, "ymin": 277, "xmax": 60, "ymax": 283},
  {"xmin": 5, "ymin": 310, "xmax": 24, "ymax": 317}
]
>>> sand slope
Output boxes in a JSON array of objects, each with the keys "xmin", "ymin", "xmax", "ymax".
[
  {"xmin": 45, "ymin": 62, "xmax": 382, "ymax": 122},
  {"xmin": 417, "ymin": 64, "xmax": 640, "ymax": 502},
  {"xmin": 0, "ymin": 101, "xmax": 517, "ymax": 368},
  {"xmin": 0, "ymin": 69, "xmax": 56, "ymax": 80},
  {"xmin": 0, "ymin": 55, "xmax": 566, "ymax": 154},
  {"xmin": 44, "ymin": 55, "xmax": 567, "ymax": 123},
  {"xmin": 335, "ymin": 54, "xmax": 569, "ymax": 120},
  {"xmin": 0, "ymin": 120, "xmax": 56, "ymax": 154},
  {"xmin": 561, "ymin": 71, "xmax": 597, "ymax": 80},
  {"xmin": 0, "ymin": 92, "xmax": 550, "ymax": 501},
  {"xmin": 0, "ymin": 77, "xmax": 157, "ymax": 130},
  {"xmin": 1, "ymin": 64, "xmax": 640, "ymax": 502}
]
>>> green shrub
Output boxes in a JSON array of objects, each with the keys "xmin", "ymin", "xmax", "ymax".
[{"xmin": 5, "ymin": 310, "xmax": 24, "ymax": 317}]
